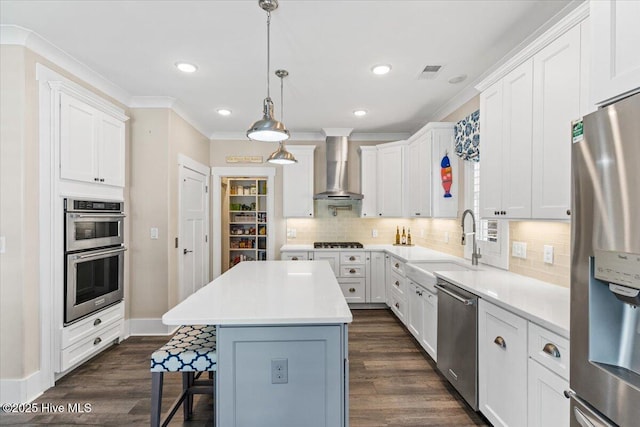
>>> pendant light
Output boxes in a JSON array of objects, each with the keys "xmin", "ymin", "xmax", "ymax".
[
  {"xmin": 247, "ymin": 0, "xmax": 290, "ymax": 142},
  {"xmin": 268, "ymin": 69, "xmax": 297, "ymax": 164}
]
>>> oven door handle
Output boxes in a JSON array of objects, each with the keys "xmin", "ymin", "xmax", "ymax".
[
  {"xmin": 77, "ymin": 247, "xmax": 127, "ymax": 259},
  {"xmin": 70, "ymin": 213, "xmax": 126, "ymax": 219}
]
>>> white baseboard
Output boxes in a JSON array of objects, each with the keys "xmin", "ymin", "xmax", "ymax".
[
  {"xmin": 128, "ymin": 318, "xmax": 177, "ymax": 336},
  {"xmin": 0, "ymin": 370, "xmax": 45, "ymax": 404}
]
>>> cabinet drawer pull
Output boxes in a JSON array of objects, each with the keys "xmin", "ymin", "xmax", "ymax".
[
  {"xmin": 94, "ymin": 318, "xmax": 102, "ymax": 326},
  {"xmin": 291, "ymin": 256, "xmax": 298, "ymax": 261},
  {"xmin": 93, "ymin": 337, "xmax": 102, "ymax": 346},
  {"xmin": 349, "ymin": 288, "xmax": 356, "ymax": 293},
  {"xmin": 543, "ymin": 343, "xmax": 561, "ymax": 358},
  {"xmin": 394, "ymin": 281, "xmax": 400, "ymax": 287},
  {"xmin": 349, "ymin": 268, "xmax": 356, "ymax": 274},
  {"xmin": 349, "ymin": 256, "xmax": 356, "ymax": 261},
  {"xmin": 395, "ymin": 302, "xmax": 400, "ymax": 309},
  {"xmin": 494, "ymin": 336, "xmax": 506, "ymax": 349},
  {"xmin": 394, "ymin": 263, "xmax": 400, "ymax": 268}
]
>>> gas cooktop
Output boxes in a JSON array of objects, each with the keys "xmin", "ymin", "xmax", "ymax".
[{"xmin": 313, "ymin": 242, "xmax": 364, "ymax": 249}]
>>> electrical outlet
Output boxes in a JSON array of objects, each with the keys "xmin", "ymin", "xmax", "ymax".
[
  {"xmin": 420, "ymin": 229, "xmax": 425, "ymax": 238},
  {"xmin": 543, "ymin": 245, "xmax": 554, "ymax": 264},
  {"xmin": 271, "ymin": 358, "xmax": 288, "ymax": 384},
  {"xmin": 290, "ymin": 228, "xmax": 296, "ymax": 238},
  {"xmin": 372, "ymin": 229, "xmax": 378, "ymax": 238},
  {"xmin": 150, "ymin": 227, "xmax": 159, "ymax": 240},
  {"xmin": 512, "ymin": 241, "xmax": 527, "ymax": 259}
]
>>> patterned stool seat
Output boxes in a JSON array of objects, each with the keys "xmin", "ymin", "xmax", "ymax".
[{"xmin": 150, "ymin": 324, "xmax": 217, "ymax": 372}]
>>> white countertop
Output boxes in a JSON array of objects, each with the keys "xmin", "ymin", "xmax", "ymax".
[
  {"xmin": 433, "ymin": 270, "xmax": 570, "ymax": 338},
  {"xmin": 162, "ymin": 261, "xmax": 352, "ymax": 326},
  {"xmin": 281, "ymin": 243, "xmax": 461, "ymax": 262}
]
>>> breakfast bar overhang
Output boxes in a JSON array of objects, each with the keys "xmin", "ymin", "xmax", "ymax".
[{"xmin": 163, "ymin": 260, "xmax": 353, "ymax": 427}]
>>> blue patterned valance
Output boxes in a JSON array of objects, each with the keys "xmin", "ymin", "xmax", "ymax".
[{"xmin": 454, "ymin": 110, "xmax": 480, "ymax": 162}]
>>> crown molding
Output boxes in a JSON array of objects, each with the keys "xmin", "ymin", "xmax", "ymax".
[
  {"xmin": 129, "ymin": 96, "xmax": 177, "ymax": 109},
  {"xmin": 1, "ymin": 25, "xmax": 132, "ymax": 107},
  {"xmin": 475, "ymin": 1, "xmax": 589, "ymax": 92}
]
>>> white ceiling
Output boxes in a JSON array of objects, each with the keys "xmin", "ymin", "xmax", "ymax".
[{"xmin": 1, "ymin": 0, "xmax": 579, "ymax": 139}]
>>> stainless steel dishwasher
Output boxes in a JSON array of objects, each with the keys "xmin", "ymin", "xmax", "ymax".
[{"xmin": 435, "ymin": 278, "xmax": 479, "ymax": 411}]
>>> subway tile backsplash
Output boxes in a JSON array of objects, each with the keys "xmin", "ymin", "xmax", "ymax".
[{"xmin": 285, "ymin": 217, "xmax": 570, "ymax": 288}]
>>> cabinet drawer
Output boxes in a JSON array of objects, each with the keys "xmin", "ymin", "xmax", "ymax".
[
  {"xmin": 389, "ymin": 256, "xmax": 405, "ymax": 276},
  {"xmin": 528, "ymin": 322, "xmax": 570, "ymax": 380},
  {"xmin": 340, "ymin": 252, "xmax": 366, "ymax": 265},
  {"xmin": 61, "ymin": 302, "xmax": 124, "ymax": 349},
  {"xmin": 389, "ymin": 271, "xmax": 407, "ymax": 296},
  {"xmin": 339, "ymin": 265, "xmax": 365, "ymax": 278},
  {"xmin": 281, "ymin": 252, "xmax": 308, "ymax": 261},
  {"xmin": 61, "ymin": 321, "xmax": 123, "ymax": 372},
  {"xmin": 339, "ymin": 278, "xmax": 365, "ymax": 303}
]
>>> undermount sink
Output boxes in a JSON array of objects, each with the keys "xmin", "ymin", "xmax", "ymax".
[{"xmin": 405, "ymin": 261, "xmax": 475, "ymax": 288}]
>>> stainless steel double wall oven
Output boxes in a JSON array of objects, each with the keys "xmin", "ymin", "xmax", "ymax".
[{"xmin": 64, "ymin": 198, "xmax": 126, "ymax": 324}]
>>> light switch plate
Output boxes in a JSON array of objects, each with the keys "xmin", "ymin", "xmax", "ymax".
[
  {"xmin": 371, "ymin": 229, "xmax": 378, "ymax": 238},
  {"xmin": 150, "ymin": 227, "xmax": 159, "ymax": 240},
  {"xmin": 512, "ymin": 241, "xmax": 527, "ymax": 259},
  {"xmin": 543, "ymin": 245, "xmax": 554, "ymax": 264}
]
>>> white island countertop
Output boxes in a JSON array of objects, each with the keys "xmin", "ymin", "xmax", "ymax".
[{"xmin": 163, "ymin": 260, "xmax": 353, "ymax": 326}]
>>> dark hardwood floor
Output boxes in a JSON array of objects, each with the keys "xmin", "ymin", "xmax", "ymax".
[{"xmin": 0, "ymin": 309, "xmax": 488, "ymax": 426}]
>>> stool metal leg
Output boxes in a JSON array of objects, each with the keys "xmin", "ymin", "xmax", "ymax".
[
  {"xmin": 150, "ymin": 372, "xmax": 163, "ymax": 427},
  {"xmin": 182, "ymin": 372, "xmax": 194, "ymax": 420}
]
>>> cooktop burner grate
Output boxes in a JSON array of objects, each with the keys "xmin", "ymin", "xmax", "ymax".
[{"xmin": 313, "ymin": 242, "xmax": 364, "ymax": 249}]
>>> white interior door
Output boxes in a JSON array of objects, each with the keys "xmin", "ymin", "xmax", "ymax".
[{"xmin": 179, "ymin": 162, "xmax": 209, "ymax": 302}]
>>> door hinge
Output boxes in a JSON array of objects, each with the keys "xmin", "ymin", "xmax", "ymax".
[{"xmin": 175, "ymin": 237, "xmax": 179, "ymax": 248}]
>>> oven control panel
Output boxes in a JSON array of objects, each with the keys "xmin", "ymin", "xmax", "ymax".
[
  {"xmin": 594, "ymin": 250, "xmax": 640, "ymax": 290},
  {"xmin": 65, "ymin": 198, "xmax": 123, "ymax": 212}
]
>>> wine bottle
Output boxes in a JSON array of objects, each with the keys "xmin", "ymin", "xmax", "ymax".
[
  {"xmin": 401, "ymin": 227, "xmax": 407, "ymax": 245},
  {"xmin": 395, "ymin": 226, "xmax": 400, "ymax": 245},
  {"xmin": 407, "ymin": 228, "xmax": 412, "ymax": 245}
]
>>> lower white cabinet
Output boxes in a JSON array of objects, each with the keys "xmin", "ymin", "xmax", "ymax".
[
  {"xmin": 281, "ymin": 251, "xmax": 310, "ymax": 261},
  {"xmin": 406, "ymin": 281, "xmax": 438, "ymax": 362},
  {"xmin": 528, "ymin": 359, "xmax": 569, "ymax": 427},
  {"xmin": 312, "ymin": 251, "xmax": 339, "ymax": 275},
  {"xmin": 478, "ymin": 300, "xmax": 528, "ymax": 427},
  {"xmin": 407, "ymin": 282, "xmax": 423, "ymax": 339},
  {"xmin": 368, "ymin": 251, "xmax": 386, "ymax": 303}
]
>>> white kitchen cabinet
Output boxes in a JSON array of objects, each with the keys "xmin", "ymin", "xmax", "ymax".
[
  {"xmin": 281, "ymin": 251, "xmax": 310, "ymax": 261},
  {"xmin": 528, "ymin": 359, "xmax": 569, "ymax": 427},
  {"xmin": 313, "ymin": 251, "xmax": 339, "ymax": 275},
  {"xmin": 532, "ymin": 25, "xmax": 581, "ymax": 219},
  {"xmin": 478, "ymin": 300, "xmax": 528, "ymax": 427},
  {"xmin": 376, "ymin": 141, "xmax": 406, "ymax": 217},
  {"xmin": 421, "ymin": 287, "xmax": 437, "ymax": 362},
  {"xmin": 480, "ymin": 60, "xmax": 533, "ymax": 219},
  {"xmin": 591, "ymin": 0, "xmax": 640, "ymax": 105},
  {"xmin": 407, "ymin": 282, "xmax": 423, "ymax": 339},
  {"xmin": 60, "ymin": 92, "xmax": 125, "ymax": 187},
  {"xmin": 368, "ymin": 251, "xmax": 386, "ymax": 304},
  {"xmin": 359, "ymin": 146, "xmax": 378, "ymax": 218},
  {"xmin": 406, "ymin": 134, "xmax": 431, "ymax": 217},
  {"xmin": 282, "ymin": 145, "xmax": 315, "ymax": 218}
]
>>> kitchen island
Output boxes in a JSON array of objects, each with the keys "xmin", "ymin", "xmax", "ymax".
[{"xmin": 163, "ymin": 260, "xmax": 352, "ymax": 427}]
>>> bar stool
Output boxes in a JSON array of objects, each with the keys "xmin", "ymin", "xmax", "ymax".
[{"xmin": 150, "ymin": 324, "xmax": 217, "ymax": 427}]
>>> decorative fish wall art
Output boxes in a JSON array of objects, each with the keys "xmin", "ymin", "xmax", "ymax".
[{"xmin": 441, "ymin": 151, "xmax": 453, "ymax": 198}]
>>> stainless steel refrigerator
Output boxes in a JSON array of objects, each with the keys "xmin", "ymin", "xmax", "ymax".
[{"xmin": 570, "ymin": 92, "xmax": 640, "ymax": 426}]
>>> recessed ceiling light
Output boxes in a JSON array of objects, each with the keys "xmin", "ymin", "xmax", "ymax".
[
  {"xmin": 217, "ymin": 109, "xmax": 232, "ymax": 116},
  {"xmin": 448, "ymin": 74, "xmax": 467, "ymax": 84},
  {"xmin": 371, "ymin": 64, "xmax": 392, "ymax": 75},
  {"xmin": 175, "ymin": 62, "xmax": 198, "ymax": 73},
  {"xmin": 353, "ymin": 110, "xmax": 368, "ymax": 117}
]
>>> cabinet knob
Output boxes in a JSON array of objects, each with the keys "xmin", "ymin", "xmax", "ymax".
[
  {"xmin": 93, "ymin": 318, "xmax": 102, "ymax": 326},
  {"xmin": 395, "ymin": 263, "xmax": 400, "ymax": 268},
  {"xmin": 349, "ymin": 268, "xmax": 356, "ymax": 274},
  {"xmin": 309, "ymin": 213, "xmax": 312, "ymax": 216},
  {"xmin": 100, "ymin": 178, "xmax": 105, "ymax": 182},
  {"xmin": 395, "ymin": 303, "xmax": 400, "ymax": 309},
  {"xmin": 494, "ymin": 336, "xmax": 506, "ymax": 349},
  {"xmin": 379, "ymin": 213, "xmax": 382, "ymax": 216},
  {"xmin": 394, "ymin": 281, "xmax": 400, "ymax": 287},
  {"xmin": 501, "ymin": 210, "xmax": 506, "ymax": 215},
  {"xmin": 94, "ymin": 177, "xmax": 99, "ymax": 182},
  {"xmin": 566, "ymin": 209, "xmax": 571, "ymax": 216},
  {"xmin": 349, "ymin": 288, "xmax": 356, "ymax": 293},
  {"xmin": 542, "ymin": 343, "xmax": 561, "ymax": 358},
  {"xmin": 415, "ymin": 213, "xmax": 420, "ymax": 216},
  {"xmin": 494, "ymin": 211, "xmax": 499, "ymax": 215},
  {"xmin": 291, "ymin": 256, "xmax": 298, "ymax": 261},
  {"xmin": 349, "ymin": 256, "xmax": 356, "ymax": 261},
  {"xmin": 363, "ymin": 213, "xmax": 367, "ymax": 216},
  {"xmin": 93, "ymin": 337, "xmax": 102, "ymax": 346}
]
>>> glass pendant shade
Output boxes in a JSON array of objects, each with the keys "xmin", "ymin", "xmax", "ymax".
[
  {"xmin": 267, "ymin": 142, "xmax": 297, "ymax": 164},
  {"xmin": 247, "ymin": 97, "xmax": 290, "ymax": 142}
]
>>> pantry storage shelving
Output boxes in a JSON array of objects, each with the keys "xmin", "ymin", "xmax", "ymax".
[{"xmin": 225, "ymin": 177, "xmax": 269, "ymax": 270}]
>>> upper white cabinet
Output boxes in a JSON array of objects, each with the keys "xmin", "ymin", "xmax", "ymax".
[
  {"xmin": 406, "ymin": 134, "xmax": 431, "ymax": 217},
  {"xmin": 359, "ymin": 146, "xmax": 378, "ymax": 218},
  {"xmin": 282, "ymin": 145, "xmax": 315, "ymax": 218},
  {"xmin": 60, "ymin": 92, "xmax": 126, "ymax": 187},
  {"xmin": 591, "ymin": 0, "xmax": 640, "ymax": 105},
  {"xmin": 376, "ymin": 141, "xmax": 406, "ymax": 218},
  {"xmin": 478, "ymin": 7, "xmax": 589, "ymax": 220},
  {"xmin": 532, "ymin": 25, "xmax": 581, "ymax": 219},
  {"xmin": 480, "ymin": 60, "xmax": 533, "ymax": 219}
]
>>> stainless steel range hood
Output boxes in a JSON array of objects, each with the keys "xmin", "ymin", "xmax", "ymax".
[{"xmin": 314, "ymin": 133, "xmax": 363, "ymax": 200}]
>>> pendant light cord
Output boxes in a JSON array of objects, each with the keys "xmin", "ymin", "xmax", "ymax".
[
  {"xmin": 266, "ymin": 11, "xmax": 271, "ymax": 99},
  {"xmin": 280, "ymin": 73, "xmax": 284, "ymax": 122}
]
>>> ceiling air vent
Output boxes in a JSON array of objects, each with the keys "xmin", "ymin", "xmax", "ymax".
[{"xmin": 419, "ymin": 64, "xmax": 443, "ymax": 80}]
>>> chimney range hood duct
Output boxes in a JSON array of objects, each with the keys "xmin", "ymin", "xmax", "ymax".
[{"xmin": 314, "ymin": 135, "xmax": 364, "ymax": 200}]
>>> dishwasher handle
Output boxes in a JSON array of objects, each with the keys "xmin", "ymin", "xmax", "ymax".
[{"xmin": 435, "ymin": 284, "xmax": 475, "ymax": 306}]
